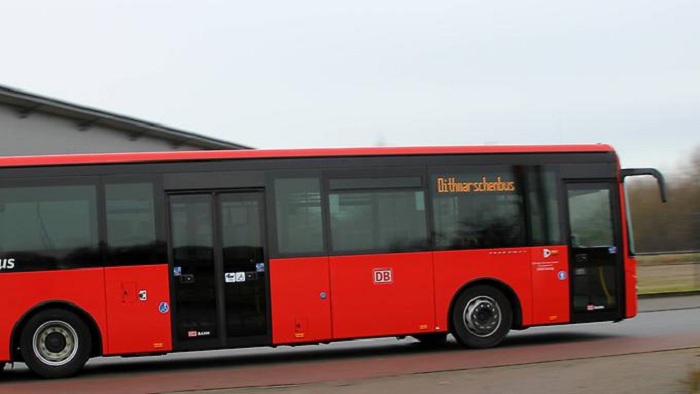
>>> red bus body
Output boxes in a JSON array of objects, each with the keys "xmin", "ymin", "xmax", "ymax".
[{"xmin": 0, "ymin": 145, "xmax": 661, "ymax": 377}]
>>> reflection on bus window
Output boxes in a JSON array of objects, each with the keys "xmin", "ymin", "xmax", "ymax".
[
  {"xmin": 0, "ymin": 184, "xmax": 99, "ymax": 269},
  {"xmin": 274, "ymin": 177, "xmax": 324, "ymax": 255},
  {"xmin": 432, "ymin": 167, "xmax": 526, "ymax": 250},
  {"xmin": 329, "ymin": 177, "xmax": 428, "ymax": 254},
  {"xmin": 106, "ymin": 182, "xmax": 163, "ymax": 265},
  {"xmin": 568, "ymin": 189, "xmax": 614, "ymax": 247}
]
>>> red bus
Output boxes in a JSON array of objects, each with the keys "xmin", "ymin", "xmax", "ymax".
[{"xmin": 0, "ymin": 145, "xmax": 665, "ymax": 378}]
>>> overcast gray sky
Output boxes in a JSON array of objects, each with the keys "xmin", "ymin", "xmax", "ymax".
[{"xmin": 1, "ymin": 0, "xmax": 698, "ymax": 171}]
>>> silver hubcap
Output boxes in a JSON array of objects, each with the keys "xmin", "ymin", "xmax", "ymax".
[
  {"xmin": 463, "ymin": 296, "xmax": 501, "ymax": 337},
  {"xmin": 33, "ymin": 321, "xmax": 79, "ymax": 366}
]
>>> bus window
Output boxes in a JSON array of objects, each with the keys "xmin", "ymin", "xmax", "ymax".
[
  {"xmin": 431, "ymin": 167, "xmax": 526, "ymax": 250},
  {"xmin": 0, "ymin": 183, "xmax": 99, "ymax": 270},
  {"xmin": 328, "ymin": 177, "xmax": 428, "ymax": 254},
  {"xmin": 105, "ymin": 182, "xmax": 163, "ymax": 265},
  {"xmin": 274, "ymin": 177, "xmax": 324, "ymax": 256},
  {"xmin": 526, "ymin": 167, "xmax": 563, "ymax": 246},
  {"xmin": 568, "ymin": 188, "xmax": 614, "ymax": 248}
]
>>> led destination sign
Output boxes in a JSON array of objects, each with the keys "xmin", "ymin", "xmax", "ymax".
[{"xmin": 436, "ymin": 176, "xmax": 516, "ymax": 193}]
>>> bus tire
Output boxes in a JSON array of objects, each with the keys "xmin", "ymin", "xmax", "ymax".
[
  {"xmin": 412, "ymin": 333, "xmax": 448, "ymax": 347},
  {"xmin": 20, "ymin": 309, "xmax": 92, "ymax": 379},
  {"xmin": 451, "ymin": 285, "xmax": 512, "ymax": 349}
]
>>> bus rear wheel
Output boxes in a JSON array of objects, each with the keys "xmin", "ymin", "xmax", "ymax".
[
  {"xmin": 451, "ymin": 285, "xmax": 512, "ymax": 349},
  {"xmin": 20, "ymin": 309, "xmax": 92, "ymax": 379}
]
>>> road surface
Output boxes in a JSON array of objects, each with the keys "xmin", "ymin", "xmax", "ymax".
[{"xmin": 1, "ymin": 296, "xmax": 698, "ymax": 393}]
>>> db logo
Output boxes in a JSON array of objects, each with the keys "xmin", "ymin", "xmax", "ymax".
[
  {"xmin": 543, "ymin": 249, "xmax": 559, "ymax": 258},
  {"xmin": 373, "ymin": 268, "xmax": 393, "ymax": 284}
]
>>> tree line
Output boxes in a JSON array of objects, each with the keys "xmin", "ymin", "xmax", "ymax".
[{"xmin": 626, "ymin": 145, "xmax": 700, "ymax": 252}]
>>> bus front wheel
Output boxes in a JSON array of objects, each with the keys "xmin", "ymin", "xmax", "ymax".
[
  {"xmin": 20, "ymin": 309, "xmax": 92, "ymax": 379},
  {"xmin": 451, "ymin": 285, "xmax": 512, "ymax": 348}
]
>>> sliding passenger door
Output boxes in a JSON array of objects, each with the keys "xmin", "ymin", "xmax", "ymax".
[{"xmin": 168, "ymin": 190, "xmax": 270, "ymax": 350}]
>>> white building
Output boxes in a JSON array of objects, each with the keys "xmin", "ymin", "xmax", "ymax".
[{"xmin": 0, "ymin": 84, "xmax": 249, "ymax": 155}]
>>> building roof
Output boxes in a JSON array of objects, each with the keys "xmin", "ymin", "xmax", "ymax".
[
  {"xmin": 0, "ymin": 84, "xmax": 251, "ymax": 150},
  {"xmin": 0, "ymin": 144, "xmax": 615, "ymax": 168}
]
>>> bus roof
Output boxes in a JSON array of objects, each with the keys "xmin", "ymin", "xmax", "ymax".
[{"xmin": 0, "ymin": 144, "xmax": 615, "ymax": 168}]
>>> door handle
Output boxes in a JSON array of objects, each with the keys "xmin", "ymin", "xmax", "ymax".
[{"xmin": 179, "ymin": 274, "xmax": 195, "ymax": 284}]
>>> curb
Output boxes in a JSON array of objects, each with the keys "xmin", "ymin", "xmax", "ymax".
[{"xmin": 638, "ymin": 290, "xmax": 700, "ymax": 299}]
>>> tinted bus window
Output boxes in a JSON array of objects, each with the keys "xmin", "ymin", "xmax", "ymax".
[
  {"xmin": 0, "ymin": 184, "xmax": 99, "ymax": 271},
  {"xmin": 432, "ymin": 167, "xmax": 525, "ymax": 250},
  {"xmin": 329, "ymin": 177, "xmax": 428, "ymax": 253},
  {"xmin": 106, "ymin": 182, "xmax": 163, "ymax": 265},
  {"xmin": 568, "ymin": 188, "xmax": 614, "ymax": 247},
  {"xmin": 526, "ymin": 168, "xmax": 562, "ymax": 245},
  {"xmin": 274, "ymin": 177, "xmax": 324, "ymax": 255}
]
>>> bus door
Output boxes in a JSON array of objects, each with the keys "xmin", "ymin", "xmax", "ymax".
[
  {"xmin": 564, "ymin": 182, "xmax": 624, "ymax": 322},
  {"xmin": 168, "ymin": 191, "xmax": 269, "ymax": 350}
]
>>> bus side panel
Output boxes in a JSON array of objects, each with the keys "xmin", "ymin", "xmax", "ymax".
[
  {"xmin": 433, "ymin": 248, "xmax": 533, "ymax": 331},
  {"xmin": 329, "ymin": 252, "xmax": 435, "ymax": 340},
  {"xmin": 103, "ymin": 264, "xmax": 172, "ymax": 355},
  {"xmin": 624, "ymin": 256, "xmax": 638, "ymax": 318},
  {"xmin": 0, "ymin": 268, "xmax": 108, "ymax": 362},
  {"xmin": 269, "ymin": 257, "xmax": 332, "ymax": 345},
  {"xmin": 530, "ymin": 245, "xmax": 570, "ymax": 325}
]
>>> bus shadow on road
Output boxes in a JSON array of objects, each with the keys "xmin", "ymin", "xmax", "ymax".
[
  {"xmin": 0, "ymin": 331, "xmax": 617, "ymax": 382},
  {"xmin": 503, "ymin": 330, "xmax": 620, "ymax": 347}
]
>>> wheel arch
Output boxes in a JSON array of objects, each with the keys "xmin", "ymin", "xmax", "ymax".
[
  {"xmin": 10, "ymin": 301, "xmax": 104, "ymax": 361},
  {"xmin": 448, "ymin": 278, "xmax": 524, "ymax": 332}
]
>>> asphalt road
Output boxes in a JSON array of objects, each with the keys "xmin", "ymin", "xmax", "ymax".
[{"xmin": 1, "ymin": 296, "xmax": 698, "ymax": 393}]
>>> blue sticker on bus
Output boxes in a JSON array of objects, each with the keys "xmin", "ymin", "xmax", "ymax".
[
  {"xmin": 557, "ymin": 271, "xmax": 567, "ymax": 281},
  {"xmin": 256, "ymin": 263, "xmax": 265, "ymax": 272},
  {"xmin": 609, "ymin": 246, "xmax": 617, "ymax": 254},
  {"xmin": 158, "ymin": 302, "xmax": 169, "ymax": 314}
]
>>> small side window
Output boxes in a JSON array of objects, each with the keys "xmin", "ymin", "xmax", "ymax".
[
  {"xmin": 274, "ymin": 177, "xmax": 324, "ymax": 255},
  {"xmin": 527, "ymin": 167, "xmax": 563, "ymax": 245},
  {"xmin": 105, "ymin": 182, "xmax": 162, "ymax": 265}
]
